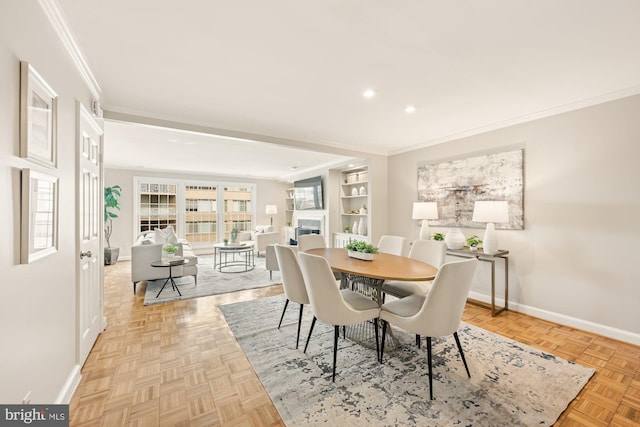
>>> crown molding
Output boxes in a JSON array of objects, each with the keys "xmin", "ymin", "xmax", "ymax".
[{"xmin": 38, "ymin": 0, "xmax": 102, "ymax": 100}]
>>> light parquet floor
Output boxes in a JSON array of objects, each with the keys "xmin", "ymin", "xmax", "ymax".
[{"xmin": 69, "ymin": 260, "xmax": 640, "ymax": 426}]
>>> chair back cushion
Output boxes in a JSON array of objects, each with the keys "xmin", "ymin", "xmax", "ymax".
[
  {"xmin": 418, "ymin": 258, "xmax": 478, "ymax": 336},
  {"xmin": 377, "ymin": 235, "xmax": 407, "ymax": 256},
  {"xmin": 274, "ymin": 244, "xmax": 309, "ymax": 305},
  {"xmin": 408, "ymin": 239, "xmax": 447, "ymax": 268},
  {"xmin": 297, "ymin": 234, "xmax": 326, "ymax": 252}
]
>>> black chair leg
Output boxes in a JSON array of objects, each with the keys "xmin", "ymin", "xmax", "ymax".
[
  {"xmin": 296, "ymin": 304, "xmax": 304, "ymax": 349},
  {"xmin": 303, "ymin": 316, "xmax": 317, "ymax": 353},
  {"xmin": 374, "ymin": 318, "xmax": 380, "ymax": 362},
  {"xmin": 454, "ymin": 331, "xmax": 471, "ymax": 378},
  {"xmin": 427, "ymin": 337, "xmax": 434, "ymax": 400},
  {"xmin": 380, "ymin": 320, "xmax": 387, "ymax": 363},
  {"xmin": 342, "ymin": 325, "xmax": 346, "ymax": 339},
  {"xmin": 278, "ymin": 299, "xmax": 290, "ymax": 329},
  {"xmin": 333, "ymin": 325, "xmax": 339, "ymax": 382},
  {"xmin": 133, "ymin": 282, "xmax": 137, "ymax": 294},
  {"xmin": 416, "ymin": 334, "xmax": 421, "ymax": 348}
]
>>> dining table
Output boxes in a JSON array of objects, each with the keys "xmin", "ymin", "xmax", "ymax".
[{"xmin": 305, "ymin": 248, "xmax": 438, "ymax": 350}]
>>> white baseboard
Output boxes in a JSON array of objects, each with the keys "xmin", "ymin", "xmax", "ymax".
[
  {"xmin": 55, "ymin": 364, "xmax": 82, "ymax": 404},
  {"xmin": 119, "ymin": 255, "xmax": 131, "ymax": 261},
  {"xmin": 467, "ymin": 291, "xmax": 640, "ymax": 346}
]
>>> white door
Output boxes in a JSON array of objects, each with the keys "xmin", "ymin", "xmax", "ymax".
[{"xmin": 77, "ymin": 102, "xmax": 104, "ymax": 365}]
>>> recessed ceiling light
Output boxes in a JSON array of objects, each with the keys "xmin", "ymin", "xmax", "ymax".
[
  {"xmin": 290, "ymin": 166, "xmax": 298, "ymax": 170},
  {"xmin": 348, "ymin": 163, "xmax": 355, "ymax": 167},
  {"xmin": 405, "ymin": 105, "xmax": 416, "ymax": 113},
  {"xmin": 363, "ymin": 89, "xmax": 375, "ymax": 98}
]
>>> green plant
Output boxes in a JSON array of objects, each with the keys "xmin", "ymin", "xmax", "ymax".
[
  {"xmin": 466, "ymin": 235, "xmax": 482, "ymax": 247},
  {"xmin": 344, "ymin": 225, "xmax": 351, "ymax": 232},
  {"xmin": 345, "ymin": 239, "xmax": 378, "ymax": 254},
  {"xmin": 163, "ymin": 244, "xmax": 179, "ymax": 254},
  {"xmin": 104, "ymin": 185, "xmax": 122, "ymax": 248},
  {"xmin": 432, "ymin": 232, "xmax": 444, "ymax": 241}
]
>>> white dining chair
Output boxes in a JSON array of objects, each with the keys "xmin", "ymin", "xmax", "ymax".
[
  {"xmin": 297, "ymin": 234, "xmax": 326, "ymax": 252},
  {"xmin": 380, "ymin": 258, "xmax": 479, "ymax": 400},
  {"xmin": 274, "ymin": 244, "xmax": 310, "ymax": 349},
  {"xmin": 298, "ymin": 252, "xmax": 381, "ymax": 382},
  {"xmin": 381, "ymin": 239, "xmax": 447, "ymax": 299},
  {"xmin": 377, "ymin": 235, "xmax": 408, "ymax": 256}
]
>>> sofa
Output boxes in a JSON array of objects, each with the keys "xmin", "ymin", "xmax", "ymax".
[{"xmin": 131, "ymin": 228, "xmax": 198, "ymax": 294}]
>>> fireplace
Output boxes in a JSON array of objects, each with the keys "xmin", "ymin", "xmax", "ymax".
[{"xmin": 296, "ymin": 218, "xmax": 322, "ymax": 240}]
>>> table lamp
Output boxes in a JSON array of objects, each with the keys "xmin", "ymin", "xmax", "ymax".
[
  {"xmin": 472, "ymin": 201, "xmax": 509, "ymax": 255},
  {"xmin": 412, "ymin": 202, "xmax": 438, "ymax": 240},
  {"xmin": 265, "ymin": 204, "xmax": 277, "ymax": 226}
]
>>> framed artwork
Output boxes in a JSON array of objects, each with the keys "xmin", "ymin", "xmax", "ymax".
[
  {"xmin": 20, "ymin": 61, "xmax": 58, "ymax": 168},
  {"xmin": 21, "ymin": 169, "xmax": 59, "ymax": 263},
  {"xmin": 417, "ymin": 149, "xmax": 524, "ymax": 229}
]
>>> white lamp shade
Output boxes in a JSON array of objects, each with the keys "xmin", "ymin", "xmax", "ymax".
[
  {"xmin": 472, "ymin": 201, "xmax": 509, "ymax": 223},
  {"xmin": 265, "ymin": 205, "xmax": 278, "ymax": 215},
  {"xmin": 412, "ymin": 202, "xmax": 438, "ymax": 220}
]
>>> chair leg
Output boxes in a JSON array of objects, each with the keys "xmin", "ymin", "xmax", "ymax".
[
  {"xmin": 269, "ymin": 270, "xmax": 273, "ymax": 280},
  {"xmin": 380, "ymin": 320, "xmax": 387, "ymax": 363},
  {"xmin": 296, "ymin": 304, "xmax": 304, "ymax": 349},
  {"xmin": 333, "ymin": 325, "xmax": 339, "ymax": 382},
  {"xmin": 427, "ymin": 337, "xmax": 434, "ymax": 400},
  {"xmin": 278, "ymin": 299, "xmax": 290, "ymax": 329},
  {"xmin": 416, "ymin": 334, "xmax": 421, "ymax": 348},
  {"xmin": 303, "ymin": 316, "xmax": 317, "ymax": 353},
  {"xmin": 374, "ymin": 318, "xmax": 380, "ymax": 362},
  {"xmin": 454, "ymin": 331, "xmax": 471, "ymax": 378},
  {"xmin": 133, "ymin": 282, "xmax": 137, "ymax": 294},
  {"xmin": 342, "ymin": 325, "xmax": 346, "ymax": 339}
]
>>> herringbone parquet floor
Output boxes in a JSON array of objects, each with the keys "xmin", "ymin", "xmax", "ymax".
[{"xmin": 69, "ymin": 260, "xmax": 640, "ymax": 426}]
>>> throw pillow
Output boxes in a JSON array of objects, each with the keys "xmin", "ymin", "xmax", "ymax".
[{"xmin": 154, "ymin": 226, "xmax": 178, "ymax": 244}]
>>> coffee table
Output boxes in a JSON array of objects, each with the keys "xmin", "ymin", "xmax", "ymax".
[
  {"xmin": 150, "ymin": 257, "xmax": 188, "ymax": 298},
  {"xmin": 213, "ymin": 242, "xmax": 255, "ymax": 273}
]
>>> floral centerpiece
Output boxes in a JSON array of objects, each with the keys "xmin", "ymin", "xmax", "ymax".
[{"xmin": 345, "ymin": 239, "xmax": 378, "ymax": 261}]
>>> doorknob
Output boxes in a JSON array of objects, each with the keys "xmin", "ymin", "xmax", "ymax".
[{"xmin": 80, "ymin": 250, "xmax": 92, "ymax": 259}]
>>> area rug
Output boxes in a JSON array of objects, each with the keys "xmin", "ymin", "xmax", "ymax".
[
  {"xmin": 220, "ymin": 295, "xmax": 595, "ymax": 426},
  {"xmin": 143, "ymin": 255, "xmax": 280, "ymax": 305}
]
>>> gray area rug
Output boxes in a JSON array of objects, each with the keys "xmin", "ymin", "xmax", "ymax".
[
  {"xmin": 144, "ymin": 255, "xmax": 280, "ymax": 305},
  {"xmin": 220, "ymin": 295, "xmax": 595, "ymax": 426}
]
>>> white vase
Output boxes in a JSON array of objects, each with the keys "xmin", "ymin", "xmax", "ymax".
[
  {"xmin": 359, "ymin": 185, "xmax": 367, "ymax": 196},
  {"xmin": 353, "ymin": 220, "xmax": 359, "ymax": 235},
  {"xmin": 351, "ymin": 187, "xmax": 358, "ymax": 196},
  {"xmin": 445, "ymin": 229, "xmax": 465, "ymax": 249},
  {"xmin": 358, "ymin": 219, "xmax": 366, "ymax": 236}
]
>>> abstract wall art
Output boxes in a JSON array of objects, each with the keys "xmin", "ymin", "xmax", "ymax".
[{"xmin": 417, "ymin": 149, "xmax": 524, "ymax": 229}]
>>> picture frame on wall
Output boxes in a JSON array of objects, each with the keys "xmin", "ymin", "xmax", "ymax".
[
  {"xmin": 21, "ymin": 168, "xmax": 59, "ymax": 264},
  {"xmin": 20, "ymin": 61, "xmax": 58, "ymax": 168}
]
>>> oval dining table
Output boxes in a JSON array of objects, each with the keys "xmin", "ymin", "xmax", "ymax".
[{"xmin": 305, "ymin": 247, "xmax": 438, "ymax": 350}]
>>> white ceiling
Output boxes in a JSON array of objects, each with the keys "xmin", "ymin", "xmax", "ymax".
[{"xmin": 56, "ymin": 0, "xmax": 640, "ymax": 179}]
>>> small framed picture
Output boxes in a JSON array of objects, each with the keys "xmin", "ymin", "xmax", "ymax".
[
  {"xmin": 21, "ymin": 168, "xmax": 59, "ymax": 263},
  {"xmin": 20, "ymin": 61, "xmax": 58, "ymax": 168}
]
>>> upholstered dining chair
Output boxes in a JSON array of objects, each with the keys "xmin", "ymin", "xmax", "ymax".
[
  {"xmin": 297, "ymin": 234, "xmax": 326, "ymax": 252},
  {"xmin": 274, "ymin": 244, "xmax": 310, "ymax": 349},
  {"xmin": 377, "ymin": 235, "xmax": 408, "ymax": 256},
  {"xmin": 298, "ymin": 252, "xmax": 381, "ymax": 382},
  {"xmin": 380, "ymin": 258, "xmax": 479, "ymax": 400},
  {"xmin": 381, "ymin": 239, "xmax": 447, "ymax": 299}
]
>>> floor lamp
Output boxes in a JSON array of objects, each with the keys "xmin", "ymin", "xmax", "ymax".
[
  {"xmin": 472, "ymin": 201, "xmax": 509, "ymax": 255},
  {"xmin": 412, "ymin": 202, "xmax": 438, "ymax": 240},
  {"xmin": 265, "ymin": 204, "xmax": 277, "ymax": 226}
]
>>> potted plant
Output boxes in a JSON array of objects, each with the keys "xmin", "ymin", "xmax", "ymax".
[
  {"xmin": 223, "ymin": 238, "xmax": 229, "ymax": 246},
  {"xmin": 344, "ymin": 225, "xmax": 351, "ymax": 234},
  {"xmin": 345, "ymin": 239, "xmax": 378, "ymax": 261},
  {"xmin": 162, "ymin": 243, "xmax": 179, "ymax": 259},
  {"xmin": 104, "ymin": 185, "xmax": 122, "ymax": 265},
  {"xmin": 432, "ymin": 232, "xmax": 444, "ymax": 241},
  {"xmin": 466, "ymin": 235, "xmax": 482, "ymax": 252}
]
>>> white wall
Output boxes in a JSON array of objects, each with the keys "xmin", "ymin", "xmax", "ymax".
[
  {"xmin": 105, "ymin": 168, "xmax": 287, "ymax": 258},
  {"xmin": 1, "ymin": 1, "xmax": 97, "ymax": 403},
  {"xmin": 388, "ymin": 94, "xmax": 640, "ymax": 343}
]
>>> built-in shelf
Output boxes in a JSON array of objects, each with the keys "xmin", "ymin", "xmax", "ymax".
[{"xmin": 339, "ymin": 166, "xmax": 369, "ymax": 240}]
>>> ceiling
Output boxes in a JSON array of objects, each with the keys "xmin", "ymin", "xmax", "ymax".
[{"xmin": 56, "ymin": 0, "xmax": 640, "ymax": 179}]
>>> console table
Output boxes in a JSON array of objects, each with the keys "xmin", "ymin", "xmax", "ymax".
[{"xmin": 446, "ymin": 247, "xmax": 509, "ymax": 316}]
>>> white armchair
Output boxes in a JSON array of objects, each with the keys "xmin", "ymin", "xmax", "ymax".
[{"xmin": 251, "ymin": 225, "xmax": 281, "ymax": 257}]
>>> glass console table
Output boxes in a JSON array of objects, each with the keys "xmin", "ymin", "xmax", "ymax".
[{"xmin": 446, "ymin": 247, "xmax": 509, "ymax": 316}]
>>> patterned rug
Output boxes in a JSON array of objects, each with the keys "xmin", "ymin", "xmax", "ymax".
[
  {"xmin": 220, "ymin": 295, "xmax": 595, "ymax": 426},
  {"xmin": 143, "ymin": 255, "xmax": 280, "ymax": 305}
]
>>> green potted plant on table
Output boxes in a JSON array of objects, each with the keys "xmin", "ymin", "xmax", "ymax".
[
  {"xmin": 466, "ymin": 235, "xmax": 482, "ymax": 252},
  {"xmin": 432, "ymin": 232, "xmax": 444, "ymax": 241},
  {"xmin": 345, "ymin": 239, "xmax": 378, "ymax": 261},
  {"xmin": 162, "ymin": 243, "xmax": 180, "ymax": 259},
  {"xmin": 343, "ymin": 225, "xmax": 351, "ymax": 234},
  {"xmin": 104, "ymin": 185, "xmax": 122, "ymax": 265}
]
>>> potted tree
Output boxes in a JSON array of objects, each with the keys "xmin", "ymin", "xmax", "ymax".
[{"xmin": 104, "ymin": 185, "xmax": 122, "ymax": 265}]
